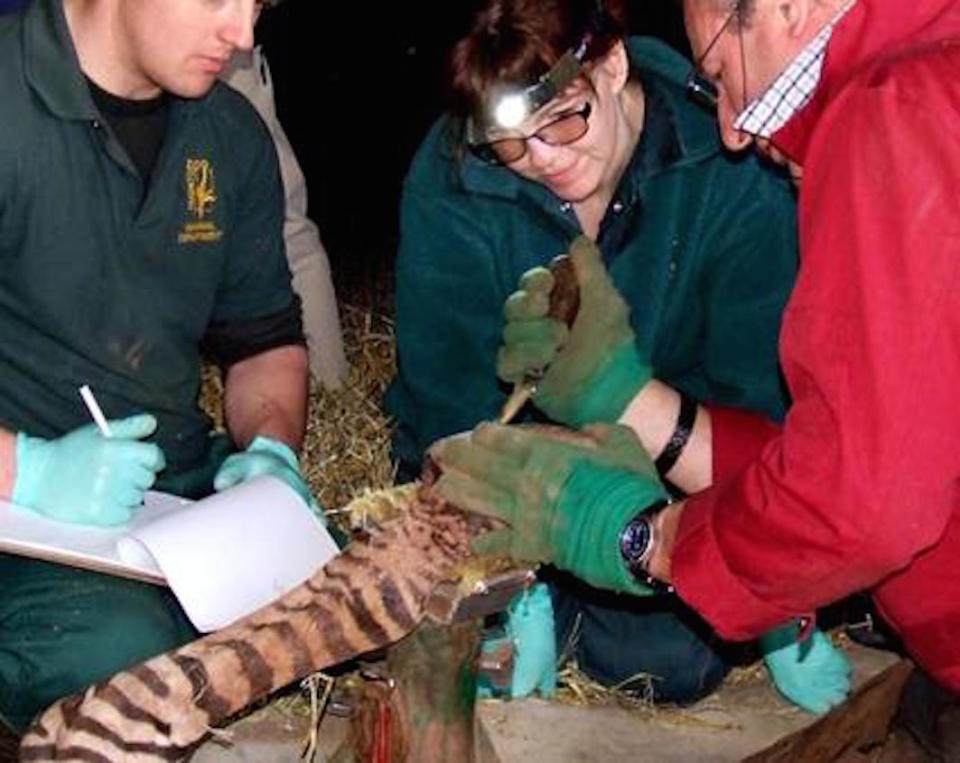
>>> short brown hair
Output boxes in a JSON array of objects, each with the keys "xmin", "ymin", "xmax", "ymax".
[{"xmin": 448, "ymin": 0, "xmax": 629, "ymax": 120}]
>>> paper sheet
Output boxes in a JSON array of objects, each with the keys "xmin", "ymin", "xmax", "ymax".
[
  {"xmin": 0, "ymin": 477, "xmax": 339, "ymax": 632},
  {"xmin": 0, "ymin": 491, "xmax": 190, "ymax": 584},
  {"xmin": 118, "ymin": 476, "xmax": 339, "ymax": 632}
]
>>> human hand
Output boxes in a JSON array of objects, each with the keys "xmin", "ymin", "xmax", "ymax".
[
  {"xmin": 506, "ymin": 583, "xmax": 557, "ymax": 698},
  {"xmin": 761, "ymin": 624, "xmax": 852, "ymax": 714},
  {"xmin": 429, "ymin": 422, "xmax": 665, "ymax": 594},
  {"xmin": 13, "ymin": 414, "xmax": 166, "ymax": 526},
  {"xmin": 497, "ymin": 237, "xmax": 651, "ymax": 427},
  {"xmin": 214, "ymin": 434, "xmax": 318, "ymax": 511}
]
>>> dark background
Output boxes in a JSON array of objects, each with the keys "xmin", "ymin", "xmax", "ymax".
[{"xmin": 255, "ymin": 1, "xmax": 689, "ymax": 297}]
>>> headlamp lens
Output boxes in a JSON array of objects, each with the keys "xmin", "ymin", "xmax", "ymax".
[{"xmin": 493, "ymin": 93, "xmax": 529, "ymax": 129}]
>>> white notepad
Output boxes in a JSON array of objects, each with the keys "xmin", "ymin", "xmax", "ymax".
[{"xmin": 0, "ymin": 476, "xmax": 339, "ymax": 632}]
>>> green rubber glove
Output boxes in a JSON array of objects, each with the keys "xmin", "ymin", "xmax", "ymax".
[
  {"xmin": 13, "ymin": 414, "xmax": 166, "ymax": 527},
  {"xmin": 761, "ymin": 623, "xmax": 852, "ymax": 714},
  {"xmin": 430, "ymin": 422, "xmax": 666, "ymax": 595},
  {"xmin": 214, "ymin": 435, "xmax": 318, "ymax": 513},
  {"xmin": 497, "ymin": 237, "xmax": 652, "ymax": 427}
]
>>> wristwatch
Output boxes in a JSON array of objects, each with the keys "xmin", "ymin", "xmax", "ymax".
[{"xmin": 619, "ymin": 499, "xmax": 674, "ymax": 593}]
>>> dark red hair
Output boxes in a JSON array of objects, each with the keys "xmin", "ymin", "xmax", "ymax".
[{"xmin": 449, "ymin": 0, "xmax": 629, "ymax": 120}]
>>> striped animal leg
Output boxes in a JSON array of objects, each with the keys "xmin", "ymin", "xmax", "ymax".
[{"xmin": 20, "ymin": 491, "xmax": 489, "ymax": 762}]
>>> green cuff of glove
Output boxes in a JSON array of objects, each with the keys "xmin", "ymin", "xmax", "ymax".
[
  {"xmin": 554, "ymin": 342, "xmax": 652, "ymax": 428},
  {"xmin": 558, "ymin": 462, "xmax": 667, "ymax": 595}
]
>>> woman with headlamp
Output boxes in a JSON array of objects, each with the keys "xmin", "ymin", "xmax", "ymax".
[{"xmin": 387, "ymin": 0, "xmax": 846, "ymax": 710}]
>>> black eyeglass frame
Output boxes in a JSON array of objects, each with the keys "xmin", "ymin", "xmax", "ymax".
[
  {"xmin": 468, "ymin": 102, "xmax": 593, "ymax": 166},
  {"xmin": 685, "ymin": 2, "xmax": 746, "ymax": 113}
]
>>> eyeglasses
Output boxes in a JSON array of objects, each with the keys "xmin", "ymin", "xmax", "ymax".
[
  {"xmin": 469, "ymin": 102, "xmax": 592, "ymax": 166},
  {"xmin": 685, "ymin": 2, "xmax": 746, "ymax": 113}
]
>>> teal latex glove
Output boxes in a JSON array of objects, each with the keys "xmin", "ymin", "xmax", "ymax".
[
  {"xmin": 497, "ymin": 237, "xmax": 652, "ymax": 427},
  {"xmin": 430, "ymin": 422, "xmax": 666, "ymax": 595},
  {"xmin": 761, "ymin": 623, "xmax": 852, "ymax": 714},
  {"xmin": 13, "ymin": 414, "xmax": 166, "ymax": 527},
  {"xmin": 506, "ymin": 583, "xmax": 557, "ymax": 698},
  {"xmin": 214, "ymin": 435, "xmax": 318, "ymax": 512}
]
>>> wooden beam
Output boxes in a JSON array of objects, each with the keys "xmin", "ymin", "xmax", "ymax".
[{"xmin": 743, "ymin": 660, "xmax": 914, "ymax": 763}]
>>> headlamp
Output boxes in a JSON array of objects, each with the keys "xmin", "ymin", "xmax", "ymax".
[{"xmin": 468, "ymin": 38, "xmax": 589, "ymax": 141}]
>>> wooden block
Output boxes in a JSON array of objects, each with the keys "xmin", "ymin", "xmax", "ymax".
[
  {"xmin": 191, "ymin": 706, "xmax": 349, "ymax": 763},
  {"xmin": 192, "ymin": 642, "xmax": 910, "ymax": 763},
  {"xmin": 475, "ymin": 642, "xmax": 907, "ymax": 763},
  {"xmin": 743, "ymin": 660, "xmax": 914, "ymax": 762}
]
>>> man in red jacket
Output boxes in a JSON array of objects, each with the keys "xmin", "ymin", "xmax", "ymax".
[
  {"xmin": 431, "ymin": 0, "xmax": 960, "ymax": 743},
  {"xmin": 668, "ymin": 0, "xmax": 960, "ymax": 695}
]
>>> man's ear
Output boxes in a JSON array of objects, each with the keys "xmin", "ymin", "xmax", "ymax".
[
  {"xmin": 595, "ymin": 39, "xmax": 630, "ymax": 95},
  {"xmin": 777, "ymin": 0, "xmax": 813, "ymax": 40}
]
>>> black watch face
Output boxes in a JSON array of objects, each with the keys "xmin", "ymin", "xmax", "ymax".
[{"xmin": 620, "ymin": 516, "xmax": 652, "ymax": 567}]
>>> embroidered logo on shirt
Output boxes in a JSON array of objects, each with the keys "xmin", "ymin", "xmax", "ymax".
[{"xmin": 179, "ymin": 157, "xmax": 224, "ymax": 244}]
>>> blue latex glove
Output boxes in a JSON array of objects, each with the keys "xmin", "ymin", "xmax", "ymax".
[
  {"xmin": 505, "ymin": 583, "xmax": 558, "ymax": 698},
  {"xmin": 214, "ymin": 435, "xmax": 318, "ymax": 512},
  {"xmin": 13, "ymin": 414, "xmax": 166, "ymax": 526},
  {"xmin": 761, "ymin": 624, "xmax": 852, "ymax": 714}
]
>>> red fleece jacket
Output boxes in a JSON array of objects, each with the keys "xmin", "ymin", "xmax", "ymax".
[{"xmin": 675, "ymin": 0, "xmax": 960, "ymax": 692}]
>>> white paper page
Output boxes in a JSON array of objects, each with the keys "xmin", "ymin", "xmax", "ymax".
[
  {"xmin": 0, "ymin": 492, "xmax": 191, "ymax": 584},
  {"xmin": 118, "ymin": 476, "xmax": 339, "ymax": 632}
]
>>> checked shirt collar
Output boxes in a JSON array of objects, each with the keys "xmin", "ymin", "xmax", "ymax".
[{"xmin": 734, "ymin": 0, "xmax": 856, "ymax": 139}]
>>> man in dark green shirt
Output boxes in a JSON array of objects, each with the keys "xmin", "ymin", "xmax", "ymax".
[{"xmin": 0, "ymin": 0, "xmax": 311, "ymax": 729}]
